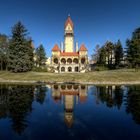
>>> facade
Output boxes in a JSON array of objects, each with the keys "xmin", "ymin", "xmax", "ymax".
[
  {"xmin": 51, "ymin": 16, "xmax": 88, "ymax": 73},
  {"xmin": 51, "ymin": 84, "xmax": 88, "ymax": 127}
]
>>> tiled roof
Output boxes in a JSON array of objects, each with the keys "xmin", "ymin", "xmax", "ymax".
[
  {"xmin": 65, "ymin": 16, "xmax": 74, "ymax": 28},
  {"xmin": 79, "ymin": 44, "xmax": 87, "ymax": 51},
  {"xmin": 60, "ymin": 52, "xmax": 79, "ymax": 56},
  {"xmin": 52, "ymin": 44, "xmax": 60, "ymax": 51}
]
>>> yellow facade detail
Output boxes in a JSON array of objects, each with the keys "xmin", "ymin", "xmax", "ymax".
[{"xmin": 64, "ymin": 36, "xmax": 74, "ymax": 52}]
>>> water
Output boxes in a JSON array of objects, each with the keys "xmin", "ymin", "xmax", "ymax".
[{"xmin": 0, "ymin": 84, "xmax": 140, "ymax": 140}]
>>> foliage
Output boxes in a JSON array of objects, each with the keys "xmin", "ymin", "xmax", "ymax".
[
  {"xmin": 97, "ymin": 47, "xmax": 106, "ymax": 66},
  {"xmin": 114, "ymin": 40, "xmax": 123, "ymax": 67},
  {"xmin": 35, "ymin": 85, "xmax": 47, "ymax": 104},
  {"xmin": 126, "ymin": 27, "xmax": 140, "ymax": 68},
  {"xmin": 92, "ymin": 44, "xmax": 100, "ymax": 62},
  {"xmin": 0, "ymin": 34, "xmax": 9, "ymax": 70},
  {"xmin": 126, "ymin": 86, "xmax": 140, "ymax": 124},
  {"xmin": 8, "ymin": 22, "xmax": 34, "ymax": 72},
  {"xmin": 0, "ymin": 84, "xmax": 34, "ymax": 135},
  {"xmin": 104, "ymin": 41, "xmax": 115, "ymax": 67},
  {"xmin": 35, "ymin": 44, "xmax": 47, "ymax": 67}
]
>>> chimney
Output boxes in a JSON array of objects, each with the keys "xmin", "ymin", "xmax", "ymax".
[
  {"xmin": 76, "ymin": 42, "xmax": 78, "ymax": 52},
  {"xmin": 61, "ymin": 42, "xmax": 64, "ymax": 52}
]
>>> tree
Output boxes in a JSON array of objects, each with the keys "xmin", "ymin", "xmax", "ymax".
[
  {"xmin": 8, "ymin": 22, "xmax": 34, "ymax": 72},
  {"xmin": 104, "ymin": 41, "xmax": 115, "ymax": 67},
  {"xmin": 97, "ymin": 47, "xmax": 106, "ymax": 66},
  {"xmin": 0, "ymin": 34, "xmax": 9, "ymax": 70},
  {"xmin": 35, "ymin": 44, "xmax": 47, "ymax": 67},
  {"xmin": 114, "ymin": 40, "xmax": 123, "ymax": 67},
  {"xmin": 92, "ymin": 44, "xmax": 100, "ymax": 63},
  {"xmin": 126, "ymin": 27, "xmax": 140, "ymax": 68}
]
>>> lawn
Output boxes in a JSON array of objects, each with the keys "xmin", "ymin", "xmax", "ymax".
[{"xmin": 0, "ymin": 69, "xmax": 140, "ymax": 84}]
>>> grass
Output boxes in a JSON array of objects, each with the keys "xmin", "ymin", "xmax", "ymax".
[{"xmin": 0, "ymin": 69, "xmax": 140, "ymax": 84}]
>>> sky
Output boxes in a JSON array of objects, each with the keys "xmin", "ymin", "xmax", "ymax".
[{"xmin": 0, "ymin": 0, "xmax": 140, "ymax": 57}]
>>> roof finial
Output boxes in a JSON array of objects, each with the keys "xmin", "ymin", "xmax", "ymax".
[{"xmin": 68, "ymin": 13, "xmax": 71, "ymax": 17}]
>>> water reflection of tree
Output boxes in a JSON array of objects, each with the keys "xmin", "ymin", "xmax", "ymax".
[
  {"xmin": 0, "ymin": 84, "xmax": 34, "ymax": 135},
  {"xmin": 96, "ymin": 86, "xmax": 123, "ymax": 109},
  {"xmin": 0, "ymin": 84, "xmax": 9, "ymax": 119},
  {"xmin": 35, "ymin": 85, "xmax": 47, "ymax": 104},
  {"xmin": 126, "ymin": 86, "xmax": 140, "ymax": 125}
]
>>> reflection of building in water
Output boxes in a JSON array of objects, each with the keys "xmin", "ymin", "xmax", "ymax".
[
  {"xmin": 51, "ymin": 85, "xmax": 61, "ymax": 103},
  {"xmin": 51, "ymin": 84, "xmax": 87, "ymax": 127}
]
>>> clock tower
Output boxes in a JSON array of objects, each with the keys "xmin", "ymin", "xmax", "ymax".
[{"xmin": 64, "ymin": 15, "xmax": 74, "ymax": 52}]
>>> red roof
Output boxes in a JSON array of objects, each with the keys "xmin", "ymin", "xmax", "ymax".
[
  {"xmin": 52, "ymin": 44, "xmax": 60, "ymax": 51},
  {"xmin": 60, "ymin": 52, "xmax": 79, "ymax": 56},
  {"xmin": 79, "ymin": 44, "xmax": 87, "ymax": 51},
  {"xmin": 65, "ymin": 16, "xmax": 74, "ymax": 29}
]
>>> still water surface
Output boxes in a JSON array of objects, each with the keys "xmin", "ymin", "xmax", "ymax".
[{"xmin": 0, "ymin": 84, "xmax": 140, "ymax": 140}]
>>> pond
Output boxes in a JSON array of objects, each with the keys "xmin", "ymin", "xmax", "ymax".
[{"xmin": 0, "ymin": 84, "xmax": 140, "ymax": 140}]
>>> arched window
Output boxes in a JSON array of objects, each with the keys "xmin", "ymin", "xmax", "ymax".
[
  {"xmin": 73, "ymin": 58, "xmax": 79, "ymax": 64},
  {"xmin": 67, "ymin": 84, "xmax": 72, "ymax": 90},
  {"xmin": 75, "ymin": 67, "xmax": 79, "ymax": 72},
  {"xmin": 54, "ymin": 58, "xmax": 58, "ymax": 64},
  {"xmin": 81, "ymin": 85, "xmax": 86, "ymax": 90},
  {"xmin": 54, "ymin": 85, "xmax": 58, "ymax": 90},
  {"xmin": 67, "ymin": 58, "xmax": 72, "ymax": 64},
  {"xmin": 61, "ymin": 67, "xmax": 65, "ymax": 72},
  {"xmin": 68, "ymin": 67, "xmax": 72, "ymax": 72},
  {"xmin": 61, "ymin": 84, "xmax": 66, "ymax": 90},
  {"xmin": 61, "ymin": 58, "xmax": 66, "ymax": 64},
  {"xmin": 73, "ymin": 85, "xmax": 78, "ymax": 90},
  {"xmin": 81, "ymin": 58, "xmax": 85, "ymax": 64}
]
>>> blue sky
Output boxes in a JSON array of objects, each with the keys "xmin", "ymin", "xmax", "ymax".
[{"xmin": 0, "ymin": 0, "xmax": 140, "ymax": 57}]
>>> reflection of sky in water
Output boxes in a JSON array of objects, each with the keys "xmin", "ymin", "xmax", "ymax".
[{"xmin": 0, "ymin": 84, "xmax": 140, "ymax": 140}]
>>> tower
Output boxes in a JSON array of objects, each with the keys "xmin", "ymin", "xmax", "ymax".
[{"xmin": 64, "ymin": 16, "xmax": 74, "ymax": 52}]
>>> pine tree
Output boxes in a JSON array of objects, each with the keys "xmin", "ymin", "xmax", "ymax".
[
  {"xmin": 8, "ymin": 22, "xmax": 34, "ymax": 72},
  {"xmin": 98, "ymin": 47, "xmax": 106, "ymax": 66},
  {"xmin": 126, "ymin": 27, "xmax": 140, "ymax": 68},
  {"xmin": 114, "ymin": 40, "xmax": 123, "ymax": 67},
  {"xmin": 104, "ymin": 41, "xmax": 114, "ymax": 67},
  {"xmin": 0, "ymin": 34, "xmax": 9, "ymax": 70},
  {"xmin": 35, "ymin": 44, "xmax": 47, "ymax": 67}
]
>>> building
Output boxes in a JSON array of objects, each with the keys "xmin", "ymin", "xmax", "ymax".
[
  {"xmin": 51, "ymin": 16, "xmax": 88, "ymax": 73},
  {"xmin": 51, "ymin": 84, "xmax": 88, "ymax": 128}
]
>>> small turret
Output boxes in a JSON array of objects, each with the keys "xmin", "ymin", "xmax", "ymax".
[{"xmin": 76, "ymin": 42, "xmax": 78, "ymax": 52}]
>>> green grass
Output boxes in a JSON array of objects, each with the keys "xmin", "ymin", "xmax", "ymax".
[{"xmin": 0, "ymin": 69, "xmax": 140, "ymax": 84}]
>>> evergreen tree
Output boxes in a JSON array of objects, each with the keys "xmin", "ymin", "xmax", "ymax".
[
  {"xmin": 114, "ymin": 40, "xmax": 123, "ymax": 67},
  {"xmin": 126, "ymin": 27, "xmax": 140, "ymax": 68},
  {"xmin": 104, "ymin": 41, "xmax": 114, "ymax": 67},
  {"xmin": 8, "ymin": 22, "xmax": 34, "ymax": 72},
  {"xmin": 0, "ymin": 34, "xmax": 9, "ymax": 70},
  {"xmin": 35, "ymin": 44, "xmax": 47, "ymax": 67},
  {"xmin": 97, "ymin": 47, "xmax": 106, "ymax": 66}
]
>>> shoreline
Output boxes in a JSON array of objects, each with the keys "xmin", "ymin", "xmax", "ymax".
[{"xmin": 0, "ymin": 78, "xmax": 140, "ymax": 85}]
